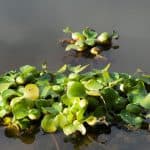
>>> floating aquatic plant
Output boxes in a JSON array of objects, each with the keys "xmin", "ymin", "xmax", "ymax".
[
  {"xmin": 0, "ymin": 64, "xmax": 150, "ymax": 136},
  {"xmin": 61, "ymin": 27, "xmax": 119, "ymax": 59}
]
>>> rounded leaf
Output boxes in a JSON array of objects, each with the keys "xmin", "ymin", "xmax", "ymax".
[
  {"xmin": 67, "ymin": 81, "xmax": 86, "ymax": 98},
  {"xmin": 24, "ymin": 84, "xmax": 39, "ymax": 100},
  {"xmin": 41, "ymin": 115, "xmax": 57, "ymax": 133}
]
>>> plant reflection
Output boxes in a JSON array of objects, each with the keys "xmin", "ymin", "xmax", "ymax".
[{"xmin": 4, "ymin": 124, "xmax": 111, "ymax": 150}]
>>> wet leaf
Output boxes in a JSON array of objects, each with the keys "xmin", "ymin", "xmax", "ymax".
[
  {"xmin": 0, "ymin": 83, "xmax": 12, "ymax": 93},
  {"xmin": 85, "ymin": 38, "xmax": 95, "ymax": 46},
  {"xmin": 119, "ymin": 110, "xmax": 143, "ymax": 128},
  {"xmin": 101, "ymin": 87, "xmax": 119, "ymax": 106},
  {"xmin": 82, "ymin": 28, "xmax": 98, "ymax": 39},
  {"xmin": 24, "ymin": 84, "xmax": 39, "ymax": 100},
  {"xmin": 127, "ymin": 81, "xmax": 147, "ymax": 104},
  {"xmin": 35, "ymin": 99, "xmax": 52, "ymax": 110},
  {"xmin": 2, "ymin": 89, "xmax": 21, "ymax": 101},
  {"xmin": 63, "ymin": 120, "xmax": 86, "ymax": 135},
  {"xmin": 28, "ymin": 109, "xmax": 41, "ymax": 120},
  {"xmin": 41, "ymin": 115, "xmax": 57, "ymax": 133},
  {"xmin": 68, "ymin": 64, "xmax": 89, "ymax": 74},
  {"xmin": 126, "ymin": 103, "xmax": 142, "ymax": 114},
  {"xmin": 140, "ymin": 94, "xmax": 150, "ymax": 109},
  {"xmin": 12, "ymin": 99, "xmax": 34, "ymax": 119},
  {"xmin": 67, "ymin": 81, "xmax": 86, "ymax": 98},
  {"xmin": 84, "ymin": 79, "xmax": 103, "ymax": 91},
  {"xmin": 57, "ymin": 64, "xmax": 67, "ymax": 73}
]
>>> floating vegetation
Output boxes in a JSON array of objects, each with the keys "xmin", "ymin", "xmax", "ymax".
[
  {"xmin": 0, "ymin": 64, "xmax": 150, "ymax": 137},
  {"xmin": 61, "ymin": 27, "xmax": 119, "ymax": 59}
]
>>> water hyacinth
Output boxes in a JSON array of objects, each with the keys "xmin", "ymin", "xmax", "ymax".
[
  {"xmin": 61, "ymin": 27, "xmax": 119, "ymax": 58},
  {"xmin": 0, "ymin": 64, "xmax": 150, "ymax": 136}
]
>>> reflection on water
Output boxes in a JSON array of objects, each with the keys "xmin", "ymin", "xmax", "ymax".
[
  {"xmin": 0, "ymin": 0, "xmax": 150, "ymax": 149},
  {"xmin": 1, "ymin": 125, "xmax": 150, "ymax": 150}
]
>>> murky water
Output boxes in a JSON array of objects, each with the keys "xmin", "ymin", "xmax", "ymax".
[{"xmin": 0, "ymin": 0, "xmax": 150, "ymax": 149}]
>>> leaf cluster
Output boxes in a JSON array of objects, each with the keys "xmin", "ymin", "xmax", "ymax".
[
  {"xmin": 62, "ymin": 27, "xmax": 119, "ymax": 56},
  {"xmin": 0, "ymin": 64, "xmax": 150, "ymax": 136}
]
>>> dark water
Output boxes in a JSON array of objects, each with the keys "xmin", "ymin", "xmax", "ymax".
[{"xmin": 0, "ymin": 0, "xmax": 150, "ymax": 149}]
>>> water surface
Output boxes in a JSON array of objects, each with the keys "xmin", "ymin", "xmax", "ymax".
[{"xmin": 0, "ymin": 0, "xmax": 150, "ymax": 149}]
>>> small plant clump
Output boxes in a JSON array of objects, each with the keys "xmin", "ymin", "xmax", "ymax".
[
  {"xmin": 61, "ymin": 27, "xmax": 119, "ymax": 58},
  {"xmin": 0, "ymin": 64, "xmax": 150, "ymax": 136}
]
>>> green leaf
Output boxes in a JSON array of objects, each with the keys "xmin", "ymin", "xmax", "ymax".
[
  {"xmin": 35, "ymin": 99, "xmax": 52, "ymax": 110},
  {"xmin": 63, "ymin": 120, "xmax": 86, "ymax": 135},
  {"xmin": 55, "ymin": 113, "xmax": 68, "ymax": 128},
  {"xmin": 75, "ymin": 40, "xmax": 85, "ymax": 47},
  {"xmin": 112, "ymin": 97, "xmax": 127, "ymax": 111},
  {"xmin": 140, "ymin": 94, "xmax": 150, "ymax": 109},
  {"xmin": 68, "ymin": 64, "xmax": 89, "ymax": 74},
  {"xmin": 86, "ymin": 90, "xmax": 100, "ymax": 96},
  {"xmin": 101, "ymin": 87, "xmax": 119, "ymax": 106},
  {"xmin": 0, "ymin": 83, "xmax": 12, "ymax": 93},
  {"xmin": 126, "ymin": 104, "xmax": 142, "ymax": 114},
  {"xmin": 54, "ymin": 74, "xmax": 67, "ymax": 84},
  {"xmin": 41, "ymin": 107, "xmax": 58, "ymax": 115},
  {"xmin": 85, "ymin": 38, "xmax": 95, "ymax": 46},
  {"xmin": 40, "ymin": 86, "xmax": 51, "ymax": 99},
  {"xmin": 84, "ymin": 79, "xmax": 103, "ymax": 91},
  {"xmin": 93, "ymin": 106, "xmax": 106, "ymax": 117},
  {"xmin": 40, "ymin": 85, "xmax": 59, "ymax": 99},
  {"xmin": 2, "ymin": 89, "xmax": 22, "ymax": 101},
  {"xmin": 0, "ymin": 105, "xmax": 11, "ymax": 118},
  {"xmin": 61, "ymin": 94, "xmax": 74, "ymax": 106},
  {"xmin": 82, "ymin": 28, "xmax": 98, "ymax": 39},
  {"xmin": 119, "ymin": 110, "xmax": 143, "ymax": 128},
  {"xmin": 85, "ymin": 116, "xmax": 97, "ymax": 126},
  {"xmin": 10, "ymin": 97, "xmax": 23, "ymax": 107},
  {"xmin": 127, "ymin": 81, "xmax": 147, "ymax": 104},
  {"xmin": 76, "ymin": 109, "xmax": 85, "ymax": 121},
  {"xmin": 28, "ymin": 108, "xmax": 41, "ymax": 120},
  {"xmin": 67, "ymin": 81, "xmax": 86, "ymax": 98},
  {"xmin": 52, "ymin": 102, "xmax": 62, "ymax": 113},
  {"xmin": 41, "ymin": 102, "xmax": 62, "ymax": 116},
  {"xmin": 41, "ymin": 115, "xmax": 57, "ymax": 133},
  {"xmin": 57, "ymin": 64, "xmax": 67, "ymax": 73},
  {"xmin": 19, "ymin": 65, "xmax": 37, "ymax": 74},
  {"xmin": 12, "ymin": 99, "xmax": 34, "ymax": 119},
  {"xmin": 15, "ymin": 118, "xmax": 30, "ymax": 129},
  {"xmin": 17, "ymin": 65, "xmax": 38, "ymax": 84}
]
